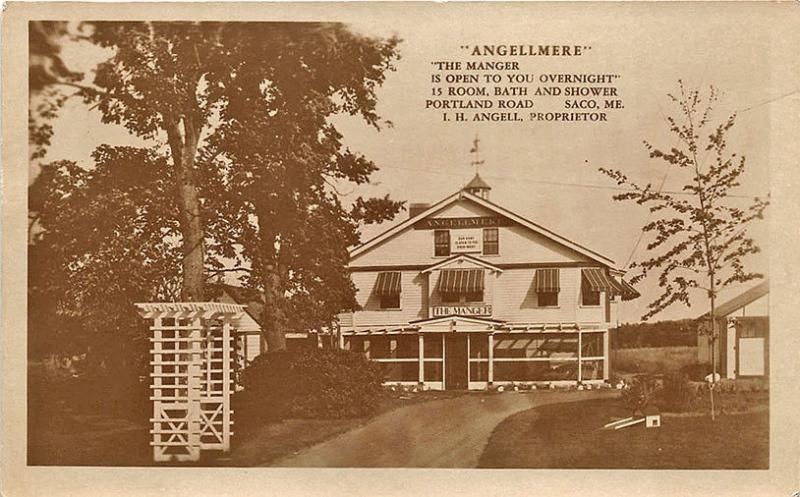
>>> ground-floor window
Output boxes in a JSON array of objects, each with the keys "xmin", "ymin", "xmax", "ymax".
[
  {"xmin": 343, "ymin": 330, "xmax": 607, "ymax": 386},
  {"xmin": 380, "ymin": 362, "xmax": 419, "ymax": 382},
  {"xmin": 343, "ymin": 334, "xmax": 445, "ymax": 383}
]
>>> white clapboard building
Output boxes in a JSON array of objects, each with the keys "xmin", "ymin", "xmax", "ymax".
[{"xmin": 336, "ymin": 175, "xmax": 638, "ymax": 390}]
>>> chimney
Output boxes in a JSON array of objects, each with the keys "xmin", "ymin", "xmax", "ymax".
[{"xmin": 409, "ymin": 203, "xmax": 430, "ymax": 219}]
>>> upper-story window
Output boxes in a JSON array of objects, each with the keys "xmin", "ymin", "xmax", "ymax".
[
  {"xmin": 374, "ymin": 271, "xmax": 401, "ymax": 310},
  {"xmin": 581, "ymin": 268, "xmax": 609, "ymax": 307},
  {"xmin": 380, "ymin": 294, "xmax": 401, "ymax": 309},
  {"xmin": 438, "ymin": 269, "xmax": 485, "ymax": 304},
  {"xmin": 534, "ymin": 268, "xmax": 560, "ymax": 307},
  {"xmin": 483, "ymin": 228, "xmax": 499, "ymax": 255},
  {"xmin": 434, "ymin": 230, "xmax": 450, "ymax": 256},
  {"xmin": 441, "ymin": 291, "xmax": 484, "ymax": 303},
  {"xmin": 582, "ymin": 289, "xmax": 601, "ymax": 306}
]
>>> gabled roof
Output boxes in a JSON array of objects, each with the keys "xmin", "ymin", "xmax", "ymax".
[
  {"xmin": 350, "ymin": 189, "xmax": 618, "ymax": 269},
  {"xmin": 422, "ymin": 253, "xmax": 504, "ymax": 273},
  {"xmin": 409, "ymin": 315, "xmax": 505, "ymax": 326},
  {"xmin": 216, "ymin": 283, "xmax": 264, "ymax": 324},
  {"xmin": 700, "ymin": 279, "xmax": 769, "ymax": 319}
]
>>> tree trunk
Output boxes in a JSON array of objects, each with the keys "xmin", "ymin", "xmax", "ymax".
[
  {"xmin": 176, "ymin": 163, "xmax": 204, "ymax": 301},
  {"xmin": 167, "ymin": 118, "xmax": 204, "ymax": 302},
  {"xmin": 709, "ymin": 275, "xmax": 717, "ymax": 421},
  {"xmin": 261, "ymin": 263, "xmax": 287, "ymax": 352},
  {"xmin": 256, "ymin": 214, "xmax": 288, "ymax": 352}
]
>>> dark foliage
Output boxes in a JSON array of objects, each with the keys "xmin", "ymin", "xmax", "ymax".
[
  {"xmin": 28, "ymin": 360, "xmax": 151, "ymax": 433},
  {"xmin": 679, "ymin": 362, "xmax": 712, "ymax": 381},
  {"xmin": 656, "ymin": 373, "xmax": 699, "ymax": 412},
  {"xmin": 611, "ymin": 319, "xmax": 698, "ymax": 349},
  {"xmin": 620, "ymin": 375, "xmax": 658, "ymax": 415},
  {"xmin": 29, "ymin": 21, "xmax": 84, "ymax": 160},
  {"xmin": 29, "ymin": 22, "xmax": 403, "ymax": 369},
  {"xmin": 240, "ymin": 348, "xmax": 385, "ymax": 420}
]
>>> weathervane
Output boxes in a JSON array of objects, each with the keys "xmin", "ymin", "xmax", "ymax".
[{"xmin": 469, "ymin": 135, "xmax": 485, "ymax": 174}]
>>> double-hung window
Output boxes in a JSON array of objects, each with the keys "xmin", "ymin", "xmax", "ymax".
[
  {"xmin": 374, "ymin": 271, "xmax": 402, "ymax": 310},
  {"xmin": 534, "ymin": 268, "xmax": 560, "ymax": 307},
  {"xmin": 483, "ymin": 228, "xmax": 499, "ymax": 255},
  {"xmin": 434, "ymin": 230, "xmax": 450, "ymax": 256}
]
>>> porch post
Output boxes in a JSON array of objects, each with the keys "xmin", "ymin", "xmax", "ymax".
[
  {"xmin": 577, "ymin": 327, "xmax": 582, "ymax": 384},
  {"xmin": 603, "ymin": 329, "xmax": 610, "ymax": 380},
  {"xmin": 418, "ymin": 333, "xmax": 424, "ymax": 384},
  {"xmin": 338, "ymin": 330, "xmax": 345, "ymax": 350},
  {"xmin": 488, "ymin": 333, "xmax": 494, "ymax": 386},
  {"xmin": 221, "ymin": 320, "xmax": 232, "ymax": 452}
]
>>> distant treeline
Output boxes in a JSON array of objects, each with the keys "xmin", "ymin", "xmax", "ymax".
[{"xmin": 611, "ymin": 319, "xmax": 698, "ymax": 349}]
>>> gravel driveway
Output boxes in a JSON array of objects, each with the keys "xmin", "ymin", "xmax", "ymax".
[{"xmin": 271, "ymin": 389, "xmax": 616, "ymax": 467}]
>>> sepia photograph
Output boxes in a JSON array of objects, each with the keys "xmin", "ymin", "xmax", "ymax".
[{"xmin": 3, "ymin": 2, "xmax": 800, "ymax": 496}]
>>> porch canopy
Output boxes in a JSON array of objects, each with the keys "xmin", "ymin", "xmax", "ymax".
[
  {"xmin": 533, "ymin": 268, "xmax": 560, "ymax": 292},
  {"xmin": 437, "ymin": 269, "xmax": 484, "ymax": 293},
  {"xmin": 374, "ymin": 271, "xmax": 402, "ymax": 296}
]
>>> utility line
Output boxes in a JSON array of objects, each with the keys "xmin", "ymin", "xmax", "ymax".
[{"xmin": 375, "ymin": 163, "xmax": 762, "ymax": 199}]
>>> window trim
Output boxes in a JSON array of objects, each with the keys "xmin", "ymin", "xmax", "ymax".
[
  {"xmin": 581, "ymin": 289, "xmax": 602, "ymax": 307},
  {"xmin": 482, "ymin": 227, "xmax": 499, "ymax": 255},
  {"xmin": 434, "ymin": 229, "xmax": 450, "ymax": 257}
]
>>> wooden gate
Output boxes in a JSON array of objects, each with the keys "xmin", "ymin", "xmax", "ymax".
[{"xmin": 136, "ymin": 302, "xmax": 244, "ymax": 462}]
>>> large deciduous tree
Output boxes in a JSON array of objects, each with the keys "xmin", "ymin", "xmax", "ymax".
[
  {"xmin": 83, "ymin": 22, "xmax": 227, "ymax": 301},
  {"xmin": 597, "ymin": 82, "xmax": 769, "ymax": 394},
  {"xmin": 29, "ymin": 146, "xmax": 183, "ymax": 371},
  {"xmin": 200, "ymin": 23, "xmax": 403, "ymax": 350},
  {"xmin": 29, "ymin": 22, "xmax": 403, "ymax": 363}
]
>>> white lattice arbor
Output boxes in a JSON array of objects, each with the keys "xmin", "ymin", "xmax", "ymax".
[{"xmin": 135, "ymin": 302, "xmax": 244, "ymax": 463}]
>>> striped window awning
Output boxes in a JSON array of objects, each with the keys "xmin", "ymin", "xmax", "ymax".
[
  {"xmin": 617, "ymin": 278, "xmax": 640, "ymax": 301},
  {"xmin": 582, "ymin": 268, "xmax": 640, "ymax": 301},
  {"xmin": 374, "ymin": 271, "xmax": 402, "ymax": 296},
  {"xmin": 581, "ymin": 268, "xmax": 618, "ymax": 293},
  {"xmin": 438, "ymin": 269, "xmax": 485, "ymax": 293},
  {"xmin": 533, "ymin": 268, "xmax": 561, "ymax": 292}
]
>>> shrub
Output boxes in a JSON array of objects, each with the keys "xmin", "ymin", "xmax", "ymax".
[
  {"xmin": 656, "ymin": 373, "xmax": 699, "ymax": 412},
  {"xmin": 679, "ymin": 362, "xmax": 711, "ymax": 381},
  {"xmin": 620, "ymin": 375, "xmax": 658, "ymax": 415},
  {"xmin": 240, "ymin": 348, "xmax": 385, "ymax": 420}
]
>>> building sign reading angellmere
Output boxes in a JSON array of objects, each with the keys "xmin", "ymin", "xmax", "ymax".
[
  {"xmin": 432, "ymin": 305, "xmax": 493, "ymax": 317},
  {"xmin": 415, "ymin": 216, "xmax": 513, "ymax": 230}
]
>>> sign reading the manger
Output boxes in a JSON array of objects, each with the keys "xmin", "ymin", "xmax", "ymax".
[{"xmin": 432, "ymin": 304, "xmax": 492, "ymax": 317}]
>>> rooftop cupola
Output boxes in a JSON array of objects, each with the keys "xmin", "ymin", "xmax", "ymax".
[{"xmin": 464, "ymin": 173, "xmax": 491, "ymax": 199}]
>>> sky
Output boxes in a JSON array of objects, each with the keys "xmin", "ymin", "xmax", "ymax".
[{"xmin": 38, "ymin": 5, "xmax": 781, "ymax": 324}]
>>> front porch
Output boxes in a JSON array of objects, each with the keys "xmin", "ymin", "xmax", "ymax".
[{"xmin": 339, "ymin": 317, "xmax": 611, "ymax": 390}]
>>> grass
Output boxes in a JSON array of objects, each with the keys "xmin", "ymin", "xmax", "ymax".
[
  {"xmin": 478, "ymin": 397, "xmax": 768, "ymax": 469},
  {"xmin": 612, "ymin": 346, "xmax": 698, "ymax": 375}
]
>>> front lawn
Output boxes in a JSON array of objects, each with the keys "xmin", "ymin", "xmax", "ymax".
[{"xmin": 478, "ymin": 397, "xmax": 768, "ymax": 469}]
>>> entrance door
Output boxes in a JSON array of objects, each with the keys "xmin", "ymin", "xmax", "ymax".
[{"xmin": 445, "ymin": 335, "xmax": 468, "ymax": 390}]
